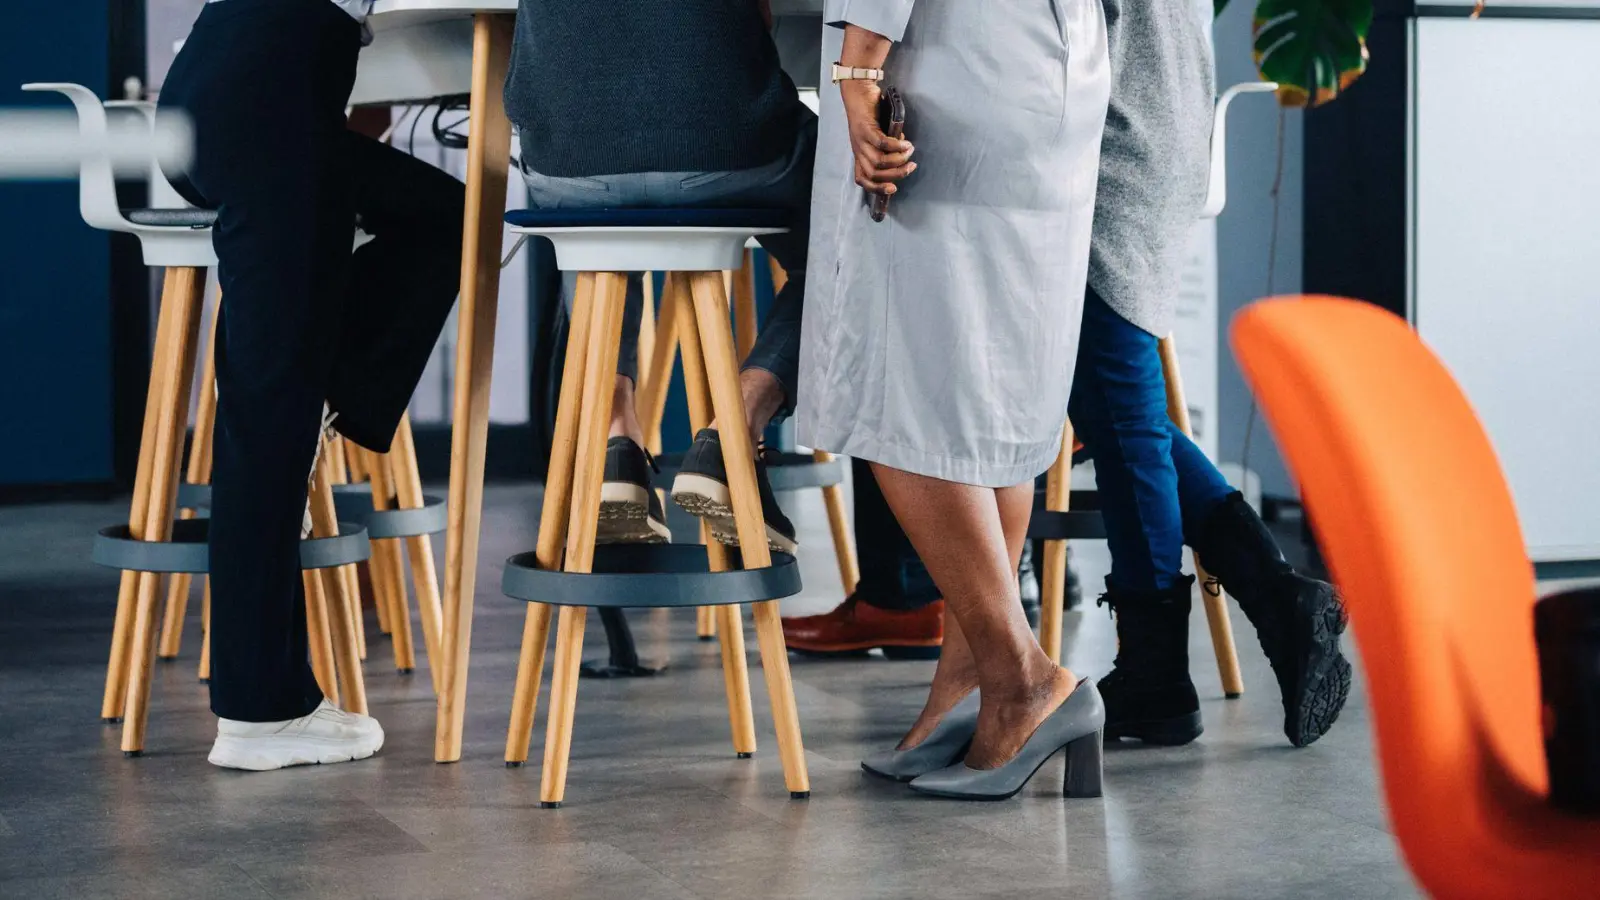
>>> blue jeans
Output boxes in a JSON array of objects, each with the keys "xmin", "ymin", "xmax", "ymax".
[
  {"xmin": 520, "ymin": 109, "xmax": 816, "ymax": 419},
  {"xmin": 1068, "ymin": 289, "xmax": 1235, "ymax": 592}
]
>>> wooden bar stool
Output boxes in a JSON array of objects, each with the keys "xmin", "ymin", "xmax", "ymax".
[
  {"xmin": 29, "ymin": 82, "xmax": 374, "ymax": 754},
  {"xmin": 636, "ymin": 246, "xmax": 859, "ymax": 646},
  {"xmin": 497, "ymin": 207, "xmax": 811, "ymax": 806},
  {"xmin": 1033, "ymin": 81, "xmax": 1281, "ymax": 692}
]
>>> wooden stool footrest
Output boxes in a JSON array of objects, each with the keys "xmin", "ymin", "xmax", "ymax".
[
  {"xmin": 501, "ymin": 544, "xmax": 801, "ymax": 609},
  {"xmin": 92, "ymin": 519, "xmax": 372, "ymax": 574}
]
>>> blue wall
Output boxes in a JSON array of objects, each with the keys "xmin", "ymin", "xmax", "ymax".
[{"xmin": 0, "ymin": 8, "xmax": 116, "ymax": 487}]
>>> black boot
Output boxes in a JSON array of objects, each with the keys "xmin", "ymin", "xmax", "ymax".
[
  {"xmin": 1192, "ymin": 492, "xmax": 1352, "ymax": 748},
  {"xmin": 1098, "ymin": 576, "xmax": 1204, "ymax": 746}
]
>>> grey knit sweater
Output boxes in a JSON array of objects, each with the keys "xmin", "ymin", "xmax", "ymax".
[
  {"xmin": 1089, "ymin": 0, "xmax": 1216, "ymax": 337},
  {"xmin": 505, "ymin": 0, "xmax": 806, "ymax": 177}
]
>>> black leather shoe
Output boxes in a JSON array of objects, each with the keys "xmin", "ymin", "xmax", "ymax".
[
  {"xmin": 1099, "ymin": 577, "xmax": 1204, "ymax": 746},
  {"xmin": 670, "ymin": 428, "xmax": 797, "ymax": 554}
]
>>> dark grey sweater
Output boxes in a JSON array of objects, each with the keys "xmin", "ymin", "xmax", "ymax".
[{"xmin": 505, "ymin": 0, "xmax": 806, "ymax": 177}]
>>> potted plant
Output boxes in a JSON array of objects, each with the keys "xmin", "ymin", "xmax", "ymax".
[{"xmin": 1219, "ymin": 0, "xmax": 1373, "ymax": 106}]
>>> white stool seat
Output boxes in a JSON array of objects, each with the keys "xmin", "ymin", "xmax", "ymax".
[{"xmin": 507, "ymin": 225, "xmax": 785, "ymax": 273}]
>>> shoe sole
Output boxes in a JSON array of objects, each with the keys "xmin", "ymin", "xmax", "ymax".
[
  {"xmin": 597, "ymin": 482, "xmax": 670, "ymax": 545},
  {"xmin": 1104, "ymin": 711, "xmax": 1204, "ymax": 746},
  {"xmin": 906, "ymin": 742, "xmax": 1094, "ymax": 802},
  {"xmin": 671, "ymin": 473, "xmax": 798, "ymax": 555},
  {"xmin": 207, "ymin": 733, "xmax": 384, "ymax": 772},
  {"xmin": 1284, "ymin": 582, "xmax": 1353, "ymax": 748}
]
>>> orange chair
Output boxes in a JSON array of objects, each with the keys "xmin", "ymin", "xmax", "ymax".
[{"xmin": 1231, "ymin": 296, "xmax": 1600, "ymax": 900}]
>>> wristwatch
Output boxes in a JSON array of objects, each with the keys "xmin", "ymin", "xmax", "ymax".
[{"xmin": 831, "ymin": 63, "xmax": 885, "ymax": 84}]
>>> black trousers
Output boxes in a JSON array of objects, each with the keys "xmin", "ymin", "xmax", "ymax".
[
  {"xmin": 161, "ymin": 0, "xmax": 464, "ymax": 721},
  {"xmin": 852, "ymin": 458, "xmax": 939, "ymax": 611}
]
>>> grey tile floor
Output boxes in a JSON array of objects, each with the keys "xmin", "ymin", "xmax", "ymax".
[{"xmin": 0, "ymin": 482, "xmax": 1423, "ymax": 899}]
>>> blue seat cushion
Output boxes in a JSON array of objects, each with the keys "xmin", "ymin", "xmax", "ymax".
[
  {"xmin": 125, "ymin": 208, "xmax": 218, "ymax": 228},
  {"xmin": 504, "ymin": 207, "xmax": 791, "ymax": 230}
]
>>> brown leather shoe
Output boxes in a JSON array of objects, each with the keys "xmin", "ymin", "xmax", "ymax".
[{"xmin": 782, "ymin": 596, "xmax": 943, "ymax": 659}]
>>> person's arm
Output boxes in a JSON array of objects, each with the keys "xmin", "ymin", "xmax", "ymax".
[{"xmin": 826, "ymin": 2, "xmax": 917, "ymax": 196}]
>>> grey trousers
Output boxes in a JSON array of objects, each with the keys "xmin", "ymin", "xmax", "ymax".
[{"xmin": 521, "ymin": 110, "xmax": 817, "ymax": 419}]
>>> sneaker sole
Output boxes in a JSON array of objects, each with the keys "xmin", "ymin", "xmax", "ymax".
[
  {"xmin": 207, "ymin": 732, "xmax": 384, "ymax": 772},
  {"xmin": 597, "ymin": 482, "xmax": 670, "ymax": 544},
  {"xmin": 671, "ymin": 473, "xmax": 797, "ymax": 555},
  {"xmin": 1284, "ymin": 582, "xmax": 1353, "ymax": 748}
]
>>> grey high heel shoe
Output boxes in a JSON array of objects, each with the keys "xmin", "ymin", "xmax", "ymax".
[
  {"xmin": 861, "ymin": 691, "xmax": 980, "ymax": 782},
  {"xmin": 908, "ymin": 679, "xmax": 1105, "ymax": 801}
]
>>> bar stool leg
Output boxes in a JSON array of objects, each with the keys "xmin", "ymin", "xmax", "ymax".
[
  {"xmin": 816, "ymin": 451, "xmax": 860, "ymax": 596},
  {"xmin": 734, "ymin": 250, "xmax": 758, "ymax": 361},
  {"xmin": 310, "ymin": 437, "xmax": 367, "ymax": 714},
  {"xmin": 686, "ymin": 271, "xmax": 810, "ymax": 796},
  {"xmin": 505, "ymin": 274, "xmax": 595, "ymax": 766},
  {"xmin": 323, "ymin": 445, "xmax": 368, "ymax": 663},
  {"xmin": 159, "ymin": 295, "xmax": 221, "ymax": 660},
  {"xmin": 1039, "ymin": 426, "xmax": 1074, "ymax": 663},
  {"xmin": 675, "ymin": 274, "xmax": 758, "ymax": 756},
  {"xmin": 437, "ymin": 12, "xmax": 516, "ymax": 764},
  {"xmin": 121, "ymin": 266, "xmax": 208, "ymax": 755},
  {"xmin": 637, "ymin": 274, "xmax": 680, "ymax": 456},
  {"xmin": 391, "ymin": 412, "xmax": 446, "ymax": 694},
  {"xmin": 539, "ymin": 271, "xmax": 628, "ymax": 807},
  {"xmin": 349, "ymin": 445, "xmax": 401, "ymax": 657},
  {"xmin": 1158, "ymin": 335, "xmax": 1245, "ymax": 698},
  {"xmin": 768, "ymin": 258, "xmax": 860, "ymax": 596},
  {"xmin": 367, "ymin": 447, "xmax": 418, "ymax": 675},
  {"xmin": 103, "ymin": 267, "xmax": 184, "ymax": 723},
  {"xmin": 303, "ymin": 568, "xmax": 340, "ymax": 705},
  {"xmin": 197, "ymin": 579, "xmax": 211, "ymax": 682}
]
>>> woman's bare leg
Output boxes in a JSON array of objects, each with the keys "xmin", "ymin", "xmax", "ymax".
[
  {"xmin": 896, "ymin": 480, "xmax": 1037, "ymax": 749},
  {"xmin": 872, "ymin": 464, "xmax": 1077, "ymax": 769}
]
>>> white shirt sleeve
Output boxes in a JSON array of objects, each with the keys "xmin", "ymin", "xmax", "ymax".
[{"xmin": 823, "ymin": 0, "xmax": 915, "ymax": 42}]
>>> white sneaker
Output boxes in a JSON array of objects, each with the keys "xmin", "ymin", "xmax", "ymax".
[{"xmin": 208, "ymin": 699, "xmax": 384, "ymax": 771}]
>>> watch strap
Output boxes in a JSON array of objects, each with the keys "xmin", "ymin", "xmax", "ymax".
[{"xmin": 831, "ymin": 63, "xmax": 885, "ymax": 83}]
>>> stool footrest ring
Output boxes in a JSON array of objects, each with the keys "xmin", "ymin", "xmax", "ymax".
[
  {"xmin": 330, "ymin": 484, "xmax": 448, "ymax": 538},
  {"xmin": 501, "ymin": 544, "xmax": 801, "ymax": 609},
  {"xmin": 92, "ymin": 519, "xmax": 372, "ymax": 574}
]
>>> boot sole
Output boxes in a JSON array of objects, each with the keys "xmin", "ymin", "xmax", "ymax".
[
  {"xmin": 671, "ymin": 474, "xmax": 798, "ymax": 555},
  {"xmin": 597, "ymin": 483, "xmax": 670, "ymax": 544},
  {"xmin": 1284, "ymin": 582, "xmax": 1353, "ymax": 748},
  {"xmin": 1104, "ymin": 710, "xmax": 1204, "ymax": 746}
]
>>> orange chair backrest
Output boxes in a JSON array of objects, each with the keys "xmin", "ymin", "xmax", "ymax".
[{"xmin": 1230, "ymin": 298, "xmax": 1548, "ymax": 882}]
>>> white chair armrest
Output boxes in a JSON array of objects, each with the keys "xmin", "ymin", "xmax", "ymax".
[
  {"xmin": 105, "ymin": 100, "xmax": 190, "ymax": 210},
  {"xmin": 20, "ymin": 83, "xmax": 133, "ymax": 232},
  {"xmin": 1201, "ymin": 81, "xmax": 1280, "ymax": 220}
]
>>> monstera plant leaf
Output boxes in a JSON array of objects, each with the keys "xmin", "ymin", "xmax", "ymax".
[{"xmin": 1251, "ymin": 0, "xmax": 1373, "ymax": 107}]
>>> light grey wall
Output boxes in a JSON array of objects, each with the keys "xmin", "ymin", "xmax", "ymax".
[
  {"xmin": 147, "ymin": 0, "xmax": 206, "ymax": 92},
  {"xmin": 1212, "ymin": 2, "xmax": 1300, "ymax": 499}
]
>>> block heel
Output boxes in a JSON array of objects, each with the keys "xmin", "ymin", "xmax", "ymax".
[{"xmin": 1063, "ymin": 729, "xmax": 1104, "ymax": 798}]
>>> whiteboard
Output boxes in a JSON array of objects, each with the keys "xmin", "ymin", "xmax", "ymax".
[{"xmin": 1412, "ymin": 18, "xmax": 1600, "ymax": 561}]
